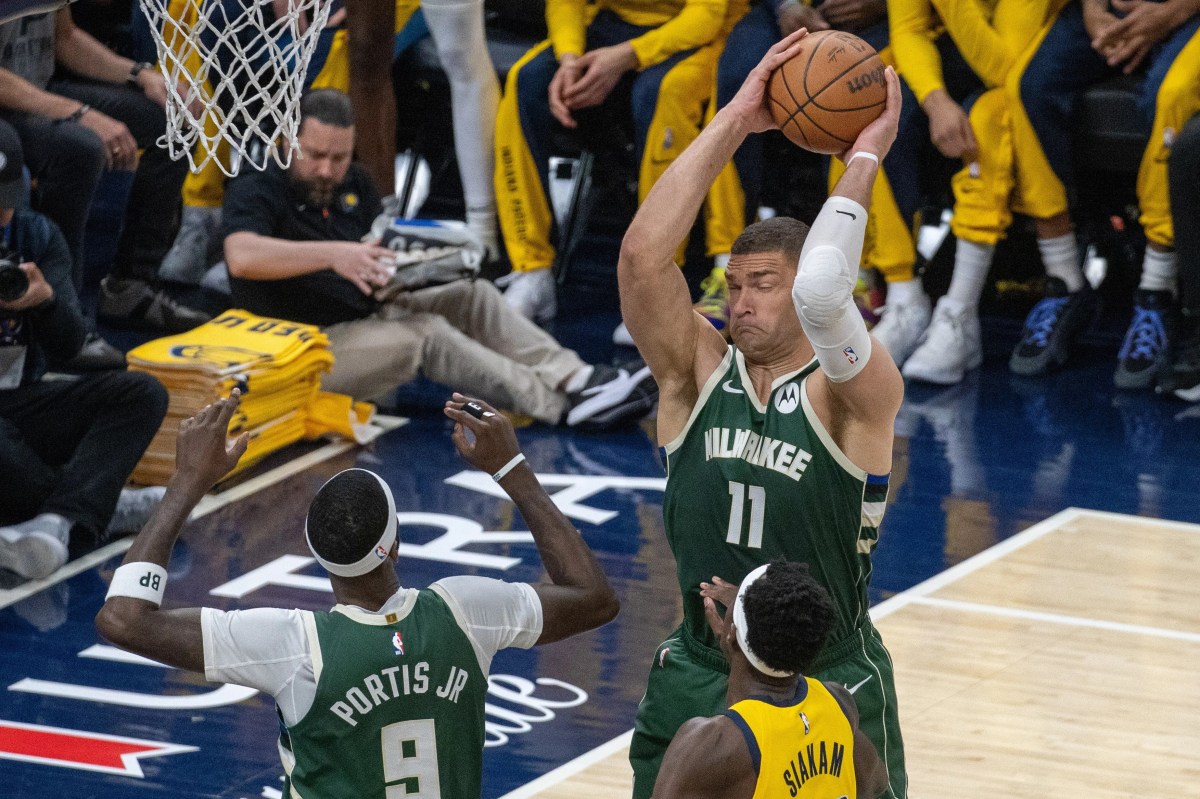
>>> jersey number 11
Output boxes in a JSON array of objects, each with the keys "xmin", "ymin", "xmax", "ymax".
[{"xmin": 726, "ymin": 480, "xmax": 766, "ymax": 549}]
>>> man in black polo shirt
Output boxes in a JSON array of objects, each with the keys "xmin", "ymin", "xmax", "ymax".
[{"xmin": 223, "ymin": 89, "xmax": 655, "ymax": 428}]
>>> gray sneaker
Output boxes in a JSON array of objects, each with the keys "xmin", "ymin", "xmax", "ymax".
[
  {"xmin": 159, "ymin": 206, "xmax": 222, "ymax": 285},
  {"xmin": 106, "ymin": 486, "xmax": 168, "ymax": 538},
  {"xmin": 98, "ymin": 277, "xmax": 213, "ymax": 333},
  {"xmin": 0, "ymin": 513, "xmax": 70, "ymax": 580}
]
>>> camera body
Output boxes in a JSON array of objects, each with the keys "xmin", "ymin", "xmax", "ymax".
[{"xmin": 0, "ymin": 249, "xmax": 27, "ymax": 303}]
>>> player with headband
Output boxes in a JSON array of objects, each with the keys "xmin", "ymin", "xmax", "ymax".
[
  {"xmin": 96, "ymin": 389, "xmax": 618, "ymax": 798},
  {"xmin": 618, "ymin": 29, "xmax": 908, "ymax": 798},
  {"xmin": 654, "ymin": 562, "xmax": 888, "ymax": 798}
]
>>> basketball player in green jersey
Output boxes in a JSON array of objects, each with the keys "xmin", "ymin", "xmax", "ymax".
[
  {"xmin": 655, "ymin": 563, "xmax": 887, "ymax": 799},
  {"xmin": 96, "ymin": 390, "xmax": 619, "ymax": 798},
  {"xmin": 618, "ymin": 28, "xmax": 907, "ymax": 799}
]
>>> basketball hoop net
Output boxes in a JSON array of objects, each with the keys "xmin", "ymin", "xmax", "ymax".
[{"xmin": 137, "ymin": 0, "xmax": 332, "ymax": 176}]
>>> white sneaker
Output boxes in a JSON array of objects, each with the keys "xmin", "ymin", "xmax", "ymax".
[
  {"xmin": 612, "ymin": 321, "xmax": 634, "ymax": 347},
  {"xmin": 500, "ymin": 269, "xmax": 556, "ymax": 323},
  {"xmin": 902, "ymin": 298, "xmax": 982, "ymax": 385},
  {"xmin": 106, "ymin": 486, "xmax": 168, "ymax": 538},
  {"xmin": 0, "ymin": 514, "xmax": 69, "ymax": 581},
  {"xmin": 872, "ymin": 293, "xmax": 931, "ymax": 367}
]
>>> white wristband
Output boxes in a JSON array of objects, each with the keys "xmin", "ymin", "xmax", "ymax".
[
  {"xmin": 847, "ymin": 151, "xmax": 880, "ymax": 166},
  {"xmin": 106, "ymin": 562, "xmax": 168, "ymax": 606},
  {"xmin": 493, "ymin": 453, "xmax": 526, "ymax": 483}
]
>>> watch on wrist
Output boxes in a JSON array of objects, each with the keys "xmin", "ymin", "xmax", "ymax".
[{"xmin": 127, "ymin": 61, "xmax": 152, "ymax": 88}]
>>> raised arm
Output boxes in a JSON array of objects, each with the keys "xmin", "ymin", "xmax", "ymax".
[
  {"xmin": 443, "ymin": 395, "xmax": 618, "ymax": 643},
  {"xmin": 619, "ymin": 30, "xmax": 811, "ymax": 440},
  {"xmin": 95, "ymin": 393, "xmax": 250, "ymax": 673},
  {"xmin": 793, "ymin": 67, "xmax": 905, "ymax": 476}
]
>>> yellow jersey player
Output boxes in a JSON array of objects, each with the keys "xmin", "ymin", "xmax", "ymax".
[{"xmin": 653, "ymin": 563, "xmax": 887, "ymax": 799}]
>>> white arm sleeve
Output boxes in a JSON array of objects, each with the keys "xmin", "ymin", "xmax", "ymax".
[
  {"xmin": 202, "ymin": 607, "xmax": 317, "ymax": 725},
  {"xmin": 431, "ymin": 576, "xmax": 543, "ymax": 675},
  {"xmin": 792, "ymin": 195, "xmax": 872, "ymax": 382}
]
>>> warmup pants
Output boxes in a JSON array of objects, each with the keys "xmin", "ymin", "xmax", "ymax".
[
  {"xmin": 495, "ymin": 10, "xmax": 720, "ymax": 272},
  {"xmin": 1014, "ymin": 1, "xmax": 1200, "ymax": 249}
]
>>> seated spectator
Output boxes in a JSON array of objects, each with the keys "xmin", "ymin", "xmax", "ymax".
[
  {"xmin": 222, "ymin": 89, "xmax": 657, "ymax": 429},
  {"xmin": 0, "ymin": 5, "xmax": 210, "ymax": 336},
  {"xmin": 894, "ymin": 0, "xmax": 1070, "ymax": 386},
  {"xmin": 0, "ymin": 125, "xmax": 170, "ymax": 582},
  {"xmin": 494, "ymin": 0, "xmax": 730, "ymax": 327},
  {"xmin": 1012, "ymin": 0, "xmax": 1200, "ymax": 389}
]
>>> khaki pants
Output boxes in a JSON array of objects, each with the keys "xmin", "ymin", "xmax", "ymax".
[{"xmin": 323, "ymin": 280, "xmax": 584, "ymax": 424}]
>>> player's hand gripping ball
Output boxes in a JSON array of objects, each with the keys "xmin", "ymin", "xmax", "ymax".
[{"xmin": 767, "ymin": 30, "xmax": 887, "ymax": 154}]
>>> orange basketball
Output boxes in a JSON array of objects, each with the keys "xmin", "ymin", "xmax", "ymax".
[{"xmin": 767, "ymin": 30, "xmax": 887, "ymax": 154}]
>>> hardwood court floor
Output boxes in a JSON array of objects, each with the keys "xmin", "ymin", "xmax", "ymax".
[{"xmin": 513, "ymin": 508, "xmax": 1200, "ymax": 798}]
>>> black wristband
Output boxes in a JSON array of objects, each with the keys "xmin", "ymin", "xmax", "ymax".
[
  {"xmin": 128, "ymin": 61, "xmax": 152, "ymax": 87},
  {"xmin": 55, "ymin": 103, "xmax": 89, "ymax": 125}
]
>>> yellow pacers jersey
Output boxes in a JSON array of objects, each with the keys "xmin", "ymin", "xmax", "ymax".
[{"xmin": 726, "ymin": 679, "xmax": 856, "ymax": 799}]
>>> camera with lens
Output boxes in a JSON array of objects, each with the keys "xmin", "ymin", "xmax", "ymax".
[{"xmin": 0, "ymin": 249, "xmax": 27, "ymax": 302}]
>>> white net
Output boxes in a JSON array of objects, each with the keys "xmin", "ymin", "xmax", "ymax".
[{"xmin": 138, "ymin": 0, "xmax": 332, "ymax": 175}]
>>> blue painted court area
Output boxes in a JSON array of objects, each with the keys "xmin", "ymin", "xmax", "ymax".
[{"xmin": 2, "ymin": 311, "xmax": 1200, "ymax": 798}]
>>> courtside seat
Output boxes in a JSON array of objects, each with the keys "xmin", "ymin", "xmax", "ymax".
[{"xmin": 1073, "ymin": 74, "xmax": 1151, "ymax": 179}]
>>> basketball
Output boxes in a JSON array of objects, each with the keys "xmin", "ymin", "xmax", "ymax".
[{"xmin": 767, "ymin": 30, "xmax": 887, "ymax": 154}]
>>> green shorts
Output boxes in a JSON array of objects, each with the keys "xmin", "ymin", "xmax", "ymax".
[{"xmin": 630, "ymin": 621, "xmax": 907, "ymax": 799}]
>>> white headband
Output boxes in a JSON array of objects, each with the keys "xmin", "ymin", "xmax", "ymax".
[
  {"xmin": 733, "ymin": 564, "xmax": 795, "ymax": 679},
  {"xmin": 305, "ymin": 469, "xmax": 398, "ymax": 578}
]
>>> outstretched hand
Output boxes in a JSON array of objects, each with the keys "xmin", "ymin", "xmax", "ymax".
[
  {"xmin": 724, "ymin": 28, "xmax": 811, "ymax": 134},
  {"xmin": 444, "ymin": 393, "xmax": 523, "ymax": 475},
  {"xmin": 174, "ymin": 390, "xmax": 250, "ymax": 492},
  {"xmin": 841, "ymin": 65, "xmax": 902, "ymax": 161},
  {"xmin": 700, "ymin": 575, "xmax": 738, "ymax": 642}
]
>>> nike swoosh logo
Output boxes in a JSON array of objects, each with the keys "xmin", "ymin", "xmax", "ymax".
[
  {"xmin": 845, "ymin": 676, "xmax": 871, "ymax": 695},
  {"xmin": 835, "ymin": 209, "xmax": 857, "ymax": 220},
  {"xmin": 722, "ymin": 380, "xmax": 745, "ymax": 395}
]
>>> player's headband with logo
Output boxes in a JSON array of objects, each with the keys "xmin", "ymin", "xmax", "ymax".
[
  {"xmin": 732, "ymin": 564, "xmax": 795, "ymax": 679},
  {"xmin": 305, "ymin": 469, "xmax": 398, "ymax": 578}
]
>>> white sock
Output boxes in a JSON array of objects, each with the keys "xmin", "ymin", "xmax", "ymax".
[
  {"xmin": 1138, "ymin": 248, "xmax": 1177, "ymax": 293},
  {"xmin": 563, "ymin": 365, "xmax": 594, "ymax": 393},
  {"xmin": 421, "ymin": 0, "xmax": 498, "ymax": 214},
  {"xmin": 1038, "ymin": 233, "xmax": 1084, "ymax": 292},
  {"xmin": 885, "ymin": 278, "xmax": 922, "ymax": 308},
  {"xmin": 945, "ymin": 240, "xmax": 994, "ymax": 309}
]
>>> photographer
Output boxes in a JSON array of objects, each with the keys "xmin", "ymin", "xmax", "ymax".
[
  {"xmin": 0, "ymin": 125, "xmax": 169, "ymax": 582},
  {"xmin": 222, "ymin": 88, "xmax": 657, "ymax": 429}
]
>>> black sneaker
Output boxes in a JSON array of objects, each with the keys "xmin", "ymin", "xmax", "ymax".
[
  {"xmin": 57, "ymin": 332, "xmax": 126, "ymax": 372},
  {"xmin": 565, "ymin": 364, "xmax": 658, "ymax": 430},
  {"xmin": 1114, "ymin": 289, "xmax": 1172, "ymax": 390},
  {"xmin": 1009, "ymin": 277, "xmax": 1097, "ymax": 376},
  {"xmin": 98, "ymin": 277, "xmax": 213, "ymax": 333}
]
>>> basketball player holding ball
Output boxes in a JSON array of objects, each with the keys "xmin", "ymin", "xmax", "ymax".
[{"xmin": 619, "ymin": 29, "xmax": 907, "ymax": 799}]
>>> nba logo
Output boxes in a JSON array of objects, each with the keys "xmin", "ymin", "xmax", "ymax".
[
  {"xmin": 375, "ymin": 544, "xmax": 388, "ymax": 559},
  {"xmin": 843, "ymin": 346, "xmax": 858, "ymax": 365},
  {"xmin": 392, "ymin": 631, "xmax": 405, "ymax": 655}
]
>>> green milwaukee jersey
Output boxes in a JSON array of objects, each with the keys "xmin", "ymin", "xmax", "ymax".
[
  {"xmin": 663, "ymin": 348, "xmax": 889, "ymax": 653},
  {"xmin": 282, "ymin": 589, "xmax": 487, "ymax": 799}
]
